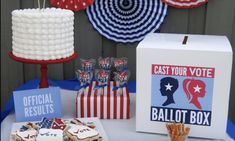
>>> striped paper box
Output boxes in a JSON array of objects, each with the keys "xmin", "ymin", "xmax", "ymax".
[{"xmin": 76, "ymin": 81, "xmax": 131, "ymax": 119}]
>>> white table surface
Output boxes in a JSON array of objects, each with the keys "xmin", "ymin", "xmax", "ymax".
[{"xmin": 1, "ymin": 89, "xmax": 233, "ymax": 141}]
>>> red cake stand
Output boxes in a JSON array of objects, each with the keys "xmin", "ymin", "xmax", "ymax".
[{"xmin": 8, "ymin": 51, "xmax": 78, "ymax": 88}]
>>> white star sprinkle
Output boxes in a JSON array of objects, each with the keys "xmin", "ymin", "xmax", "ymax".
[
  {"xmin": 165, "ymin": 83, "xmax": 173, "ymax": 91},
  {"xmin": 193, "ymin": 85, "xmax": 202, "ymax": 93}
]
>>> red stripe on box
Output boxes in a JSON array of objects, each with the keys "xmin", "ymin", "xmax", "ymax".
[
  {"xmin": 100, "ymin": 82, "xmax": 104, "ymax": 119},
  {"xmin": 94, "ymin": 81, "xmax": 98, "ymax": 117},
  {"xmin": 80, "ymin": 91, "xmax": 84, "ymax": 117},
  {"xmin": 126, "ymin": 86, "xmax": 130, "ymax": 119},
  {"xmin": 107, "ymin": 82, "xmax": 111, "ymax": 119},
  {"xmin": 87, "ymin": 83, "xmax": 93, "ymax": 117},
  {"xmin": 120, "ymin": 88, "xmax": 124, "ymax": 119},
  {"xmin": 113, "ymin": 81, "xmax": 117, "ymax": 119}
]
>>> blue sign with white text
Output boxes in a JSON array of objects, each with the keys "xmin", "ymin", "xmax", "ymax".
[{"xmin": 13, "ymin": 87, "xmax": 62, "ymax": 122}]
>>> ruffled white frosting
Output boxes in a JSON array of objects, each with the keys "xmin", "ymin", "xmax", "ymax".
[{"xmin": 12, "ymin": 8, "xmax": 74, "ymax": 60}]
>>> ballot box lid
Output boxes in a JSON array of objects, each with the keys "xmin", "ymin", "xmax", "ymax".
[{"xmin": 138, "ymin": 33, "xmax": 232, "ymax": 53}]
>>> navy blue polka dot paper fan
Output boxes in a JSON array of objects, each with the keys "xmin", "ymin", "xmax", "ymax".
[{"xmin": 86, "ymin": 0, "xmax": 168, "ymax": 43}]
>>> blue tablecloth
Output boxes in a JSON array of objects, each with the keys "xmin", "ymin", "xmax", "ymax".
[{"xmin": 1, "ymin": 79, "xmax": 234, "ymax": 140}]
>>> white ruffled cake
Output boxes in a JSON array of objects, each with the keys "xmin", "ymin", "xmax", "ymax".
[{"xmin": 12, "ymin": 8, "xmax": 74, "ymax": 60}]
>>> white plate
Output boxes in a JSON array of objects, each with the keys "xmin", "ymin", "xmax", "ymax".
[{"xmin": 10, "ymin": 117, "xmax": 109, "ymax": 141}]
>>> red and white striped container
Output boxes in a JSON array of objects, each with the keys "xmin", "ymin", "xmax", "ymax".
[{"xmin": 76, "ymin": 81, "xmax": 131, "ymax": 119}]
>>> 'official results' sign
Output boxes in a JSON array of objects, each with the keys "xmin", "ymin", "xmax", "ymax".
[{"xmin": 13, "ymin": 87, "xmax": 62, "ymax": 122}]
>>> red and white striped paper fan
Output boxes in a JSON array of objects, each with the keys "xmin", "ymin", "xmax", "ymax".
[
  {"xmin": 161, "ymin": 0, "xmax": 208, "ymax": 8},
  {"xmin": 49, "ymin": 0, "xmax": 95, "ymax": 11}
]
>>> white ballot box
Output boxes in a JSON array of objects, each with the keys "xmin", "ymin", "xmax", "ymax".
[{"xmin": 136, "ymin": 33, "xmax": 233, "ymax": 139}]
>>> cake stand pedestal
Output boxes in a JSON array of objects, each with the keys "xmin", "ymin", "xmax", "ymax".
[{"xmin": 8, "ymin": 51, "xmax": 78, "ymax": 88}]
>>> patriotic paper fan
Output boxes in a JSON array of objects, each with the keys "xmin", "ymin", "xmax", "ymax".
[
  {"xmin": 161, "ymin": 0, "xmax": 208, "ymax": 8},
  {"xmin": 49, "ymin": 0, "xmax": 95, "ymax": 11},
  {"xmin": 86, "ymin": 0, "xmax": 168, "ymax": 43}
]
